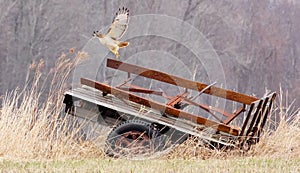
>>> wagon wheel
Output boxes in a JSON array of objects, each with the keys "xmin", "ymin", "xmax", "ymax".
[{"xmin": 106, "ymin": 120, "xmax": 163, "ymax": 158}]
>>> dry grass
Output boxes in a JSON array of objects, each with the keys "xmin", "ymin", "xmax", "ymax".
[
  {"xmin": 250, "ymin": 90, "xmax": 300, "ymax": 159},
  {"xmin": 0, "ymin": 50, "xmax": 104, "ymax": 160},
  {"xmin": 166, "ymin": 89, "xmax": 300, "ymax": 160},
  {"xmin": 0, "ymin": 49, "xmax": 299, "ymax": 172}
]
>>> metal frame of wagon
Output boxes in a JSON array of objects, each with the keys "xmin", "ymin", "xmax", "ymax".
[{"xmin": 64, "ymin": 58, "xmax": 276, "ymax": 147}]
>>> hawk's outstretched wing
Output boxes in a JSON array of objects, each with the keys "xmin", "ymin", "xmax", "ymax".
[{"xmin": 106, "ymin": 7, "xmax": 129, "ymax": 40}]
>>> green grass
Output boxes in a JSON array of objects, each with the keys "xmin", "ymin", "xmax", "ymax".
[{"xmin": 0, "ymin": 157, "xmax": 299, "ymax": 173}]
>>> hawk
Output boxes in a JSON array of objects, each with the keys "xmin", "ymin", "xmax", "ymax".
[{"xmin": 93, "ymin": 7, "xmax": 130, "ymax": 60}]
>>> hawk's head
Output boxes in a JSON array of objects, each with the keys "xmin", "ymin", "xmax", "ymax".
[
  {"xmin": 93, "ymin": 31, "xmax": 104, "ymax": 38},
  {"xmin": 92, "ymin": 31, "xmax": 99, "ymax": 37}
]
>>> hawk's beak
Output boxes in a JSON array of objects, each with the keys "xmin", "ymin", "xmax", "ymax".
[{"xmin": 92, "ymin": 31, "xmax": 100, "ymax": 37}]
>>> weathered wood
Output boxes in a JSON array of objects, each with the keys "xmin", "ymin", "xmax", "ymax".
[
  {"xmin": 81, "ymin": 78, "xmax": 239, "ymax": 136},
  {"xmin": 106, "ymin": 58, "xmax": 259, "ymax": 105},
  {"xmin": 240, "ymin": 103, "xmax": 255, "ymax": 136},
  {"xmin": 245, "ymin": 100, "xmax": 263, "ymax": 137},
  {"xmin": 252, "ymin": 97, "xmax": 270, "ymax": 136},
  {"xmin": 258, "ymin": 93, "xmax": 276, "ymax": 138}
]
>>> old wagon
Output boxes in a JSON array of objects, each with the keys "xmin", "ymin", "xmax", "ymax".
[{"xmin": 63, "ymin": 58, "xmax": 276, "ymax": 158}]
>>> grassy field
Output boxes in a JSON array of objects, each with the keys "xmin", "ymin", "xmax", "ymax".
[
  {"xmin": 0, "ymin": 157, "xmax": 299, "ymax": 173},
  {"xmin": 0, "ymin": 51, "xmax": 299, "ymax": 172}
]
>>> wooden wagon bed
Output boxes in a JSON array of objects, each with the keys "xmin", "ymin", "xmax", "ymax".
[{"xmin": 63, "ymin": 58, "xmax": 276, "ymax": 156}]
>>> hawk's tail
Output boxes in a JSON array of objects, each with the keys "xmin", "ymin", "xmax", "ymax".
[{"xmin": 118, "ymin": 41, "xmax": 129, "ymax": 48}]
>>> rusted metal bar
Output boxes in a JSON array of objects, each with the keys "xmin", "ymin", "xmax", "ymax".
[
  {"xmin": 182, "ymin": 97, "xmax": 232, "ymax": 122},
  {"xmin": 120, "ymin": 84, "xmax": 174, "ymax": 99},
  {"xmin": 166, "ymin": 91, "xmax": 189, "ymax": 107},
  {"xmin": 106, "ymin": 58, "xmax": 259, "ymax": 105},
  {"xmin": 81, "ymin": 78, "xmax": 239, "ymax": 136},
  {"xmin": 116, "ymin": 78, "xmax": 132, "ymax": 88},
  {"xmin": 223, "ymin": 105, "xmax": 245, "ymax": 125},
  {"xmin": 188, "ymin": 82, "xmax": 217, "ymax": 101},
  {"xmin": 117, "ymin": 86, "xmax": 164, "ymax": 96}
]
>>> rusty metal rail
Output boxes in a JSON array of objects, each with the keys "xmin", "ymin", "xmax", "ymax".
[
  {"xmin": 81, "ymin": 78, "xmax": 239, "ymax": 136},
  {"xmin": 107, "ymin": 58, "xmax": 259, "ymax": 105}
]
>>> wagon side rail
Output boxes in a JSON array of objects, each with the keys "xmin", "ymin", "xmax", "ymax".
[
  {"xmin": 106, "ymin": 58, "xmax": 259, "ymax": 105},
  {"xmin": 106, "ymin": 58, "xmax": 260, "ymax": 126},
  {"xmin": 239, "ymin": 92, "xmax": 276, "ymax": 147},
  {"xmin": 80, "ymin": 78, "xmax": 240, "ymax": 136}
]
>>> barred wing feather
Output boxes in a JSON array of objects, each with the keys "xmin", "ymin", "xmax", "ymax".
[{"xmin": 106, "ymin": 7, "xmax": 129, "ymax": 40}]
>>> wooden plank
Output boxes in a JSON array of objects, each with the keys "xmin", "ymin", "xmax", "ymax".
[
  {"xmin": 106, "ymin": 59, "xmax": 259, "ymax": 105},
  {"xmin": 259, "ymin": 93, "xmax": 276, "ymax": 135},
  {"xmin": 245, "ymin": 100, "xmax": 263, "ymax": 137},
  {"xmin": 81, "ymin": 78, "xmax": 239, "ymax": 136},
  {"xmin": 255, "ymin": 94, "xmax": 276, "ymax": 143},
  {"xmin": 253, "ymin": 97, "xmax": 269, "ymax": 133},
  {"xmin": 240, "ymin": 103, "xmax": 255, "ymax": 136}
]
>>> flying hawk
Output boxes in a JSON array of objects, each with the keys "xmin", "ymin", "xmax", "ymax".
[{"xmin": 93, "ymin": 7, "xmax": 130, "ymax": 60}]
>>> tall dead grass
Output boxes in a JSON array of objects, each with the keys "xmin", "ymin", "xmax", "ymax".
[
  {"xmin": 0, "ymin": 50, "xmax": 298, "ymax": 161},
  {"xmin": 166, "ymin": 89, "xmax": 300, "ymax": 160},
  {"xmin": 0, "ymin": 50, "xmax": 104, "ymax": 160},
  {"xmin": 249, "ymin": 89, "xmax": 300, "ymax": 159}
]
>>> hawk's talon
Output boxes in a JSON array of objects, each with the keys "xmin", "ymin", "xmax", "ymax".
[{"xmin": 115, "ymin": 52, "xmax": 119, "ymax": 60}]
